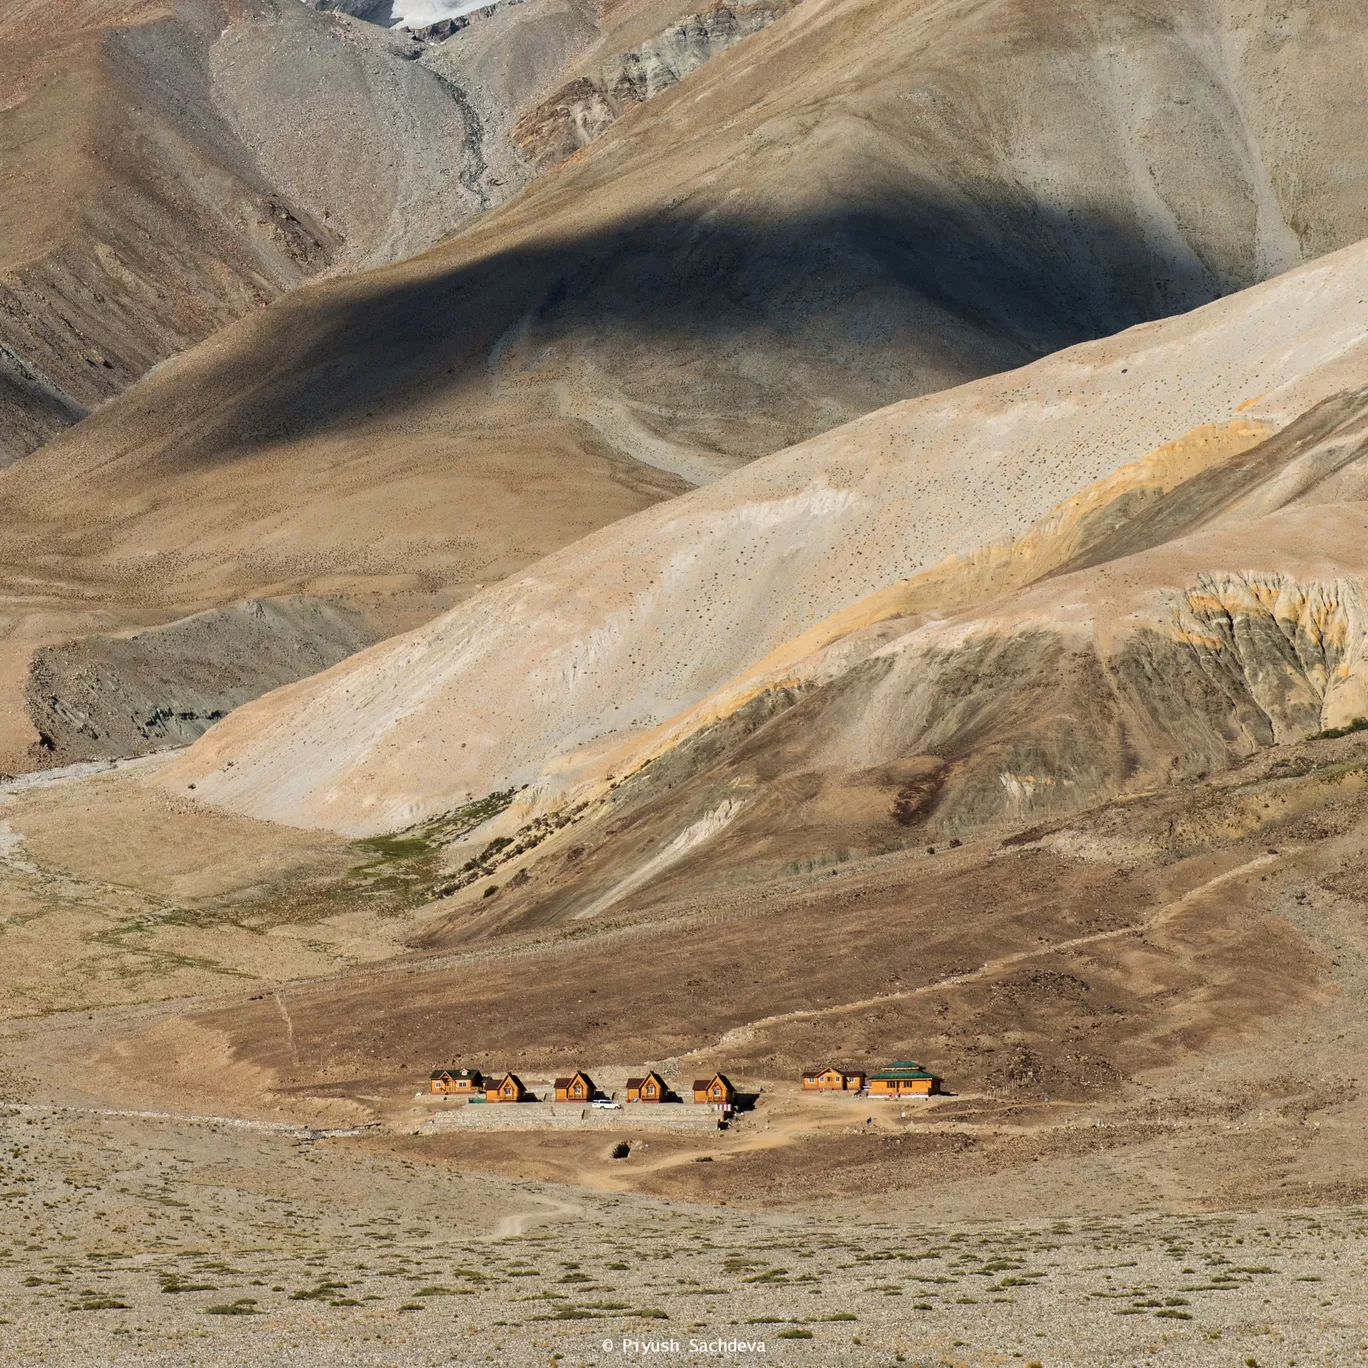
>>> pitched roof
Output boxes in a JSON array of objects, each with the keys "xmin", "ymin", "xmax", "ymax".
[
  {"xmin": 430, "ymin": 1067, "xmax": 482, "ymax": 1080},
  {"xmin": 802, "ymin": 1065, "xmax": 864, "ymax": 1075},
  {"xmin": 554, "ymin": 1072, "xmax": 594, "ymax": 1089},
  {"xmin": 870, "ymin": 1061, "xmax": 938, "ymax": 1080}
]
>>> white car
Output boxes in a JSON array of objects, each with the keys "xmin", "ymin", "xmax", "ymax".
[{"xmin": 591, "ymin": 1099, "xmax": 623, "ymax": 1110}]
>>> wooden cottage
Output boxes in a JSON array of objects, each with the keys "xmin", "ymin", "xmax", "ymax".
[
  {"xmin": 625, "ymin": 1071, "xmax": 669, "ymax": 1103},
  {"xmin": 554, "ymin": 1070, "xmax": 596, "ymax": 1103},
  {"xmin": 867, "ymin": 1060, "xmax": 940, "ymax": 1098},
  {"xmin": 430, "ymin": 1067, "xmax": 484, "ymax": 1095},
  {"xmin": 801, "ymin": 1065, "xmax": 865, "ymax": 1092},
  {"xmin": 484, "ymin": 1072, "xmax": 528, "ymax": 1103},
  {"xmin": 692, "ymin": 1073, "xmax": 735, "ymax": 1107}
]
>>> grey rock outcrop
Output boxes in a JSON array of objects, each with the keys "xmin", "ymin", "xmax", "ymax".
[
  {"xmin": 513, "ymin": 0, "xmax": 800, "ymax": 168},
  {"xmin": 26, "ymin": 598, "xmax": 378, "ymax": 767},
  {"xmin": 298, "ymin": 0, "xmax": 395, "ymax": 21}
]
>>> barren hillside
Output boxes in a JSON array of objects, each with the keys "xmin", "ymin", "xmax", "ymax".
[
  {"xmin": 0, "ymin": 0, "xmax": 508, "ymax": 462},
  {"xmin": 2, "ymin": 0, "xmax": 1365, "ymax": 630},
  {"xmin": 166, "ymin": 239, "xmax": 1368, "ymax": 844}
]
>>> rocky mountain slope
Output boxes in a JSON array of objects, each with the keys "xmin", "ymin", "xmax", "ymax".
[
  {"xmin": 2, "ymin": 0, "xmax": 1365, "ymax": 631},
  {"xmin": 0, "ymin": 0, "xmax": 492, "ymax": 463},
  {"xmin": 1, "ymin": 0, "xmax": 1365, "ymax": 780},
  {"xmin": 0, "ymin": 0, "xmax": 768, "ymax": 465},
  {"xmin": 166, "ymin": 238, "xmax": 1368, "ymax": 842},
  {"xmin": 510, "ymin": 0, "xmax": 801, "ymax": 171}
]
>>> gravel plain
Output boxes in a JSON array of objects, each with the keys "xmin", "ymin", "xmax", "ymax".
[{"xmin": 1, "ymin": 1103, "xmax": 1365, "ymax": 1368}]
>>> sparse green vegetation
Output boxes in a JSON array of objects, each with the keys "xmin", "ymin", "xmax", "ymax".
[
  {"xmin": 1311, "ymin": 717, "xmax": 1368, "ymax": 741},
  {"xmin": 289, "ymin": 1281, "xmax": 349, "ymax": 1301},
  {"xmin": 160, "ymin": 1272, "xmax": 215, "ymax": 1293}
]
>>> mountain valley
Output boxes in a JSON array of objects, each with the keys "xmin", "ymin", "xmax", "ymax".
[{"xmin": 3, "ymin": 2, "xmax": 1368, "ymax": 1365}]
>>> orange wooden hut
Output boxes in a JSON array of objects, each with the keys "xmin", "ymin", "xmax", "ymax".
[
  {"xmin": 801, "ymin": 1065, "xmax": 865, "ymax": 1092},
  {"xmin": 554, "ymin": 1070, "xmax": 596, "ymax": 1103},
  {"xmin": 692, "ymin": 1073, "xmax": 735, "ymax": 1107},
  {"xmin": 484, "ymin": 1072, "xmax": 528, "ymax": 1102},
  {"xmin": 625, "ymin": 1071, "xmax": 669, "ymax": 1103},
  {"xmin": 430, "ymin": 1067, "xmax": 485, "ymax": 1095},
  {"xmin": 867, "ymin": 1061, "xmax": 940, "ymax": 1097}
]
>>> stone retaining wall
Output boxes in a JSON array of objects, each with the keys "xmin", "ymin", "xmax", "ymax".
[{"xmin": 417, "ymin": 1102, "xmax": 726, "ymax": 1133}]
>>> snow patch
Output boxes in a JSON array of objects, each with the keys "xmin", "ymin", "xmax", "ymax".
[{"xmin": 389, "ymin": 0, "xmax": 498, "ymax": 28}]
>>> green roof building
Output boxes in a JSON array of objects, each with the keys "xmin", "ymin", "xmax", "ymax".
[{"xmin": 868, "ymin": 1060, "xmax": 941, "ymax": 1096}]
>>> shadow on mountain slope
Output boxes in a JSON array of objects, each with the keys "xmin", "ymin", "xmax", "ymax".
[{"xmin": 62, "ymin": 190, "xmax": 1247, "ymax": 479}]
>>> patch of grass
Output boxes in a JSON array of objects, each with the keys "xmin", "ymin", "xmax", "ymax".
[
  {"xmin": 160, "ymin": 1273, "xmax": 215, "ymax": 1293},
  {"xmin": 205, "ymin": 1299, "xmax": 257, "ymax": 1316},
  {"xmin": 70, "ymin": 1297, "xmax": 128, "ymax": 1311},
  {"xmin": 1312, "ymin": 717, "xmax": 1368, "ymax": 741},
  {"xmin": 776, "ymin": 1329, "xmax": 813, "ymax": 1339},
  {"xmin": 290, "ymin": 1281, "xmax": 348, "ymax": 1301},
  {"xmin": 352, "ymin": 834, "xmax": 432, "ymax": 861},
  {"xmin": 742, "ymin": 1268, "xmax": 789, "ymax": 1284}
]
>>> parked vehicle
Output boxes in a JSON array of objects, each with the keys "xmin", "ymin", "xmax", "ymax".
[{"xmin": 591, "ymin": 1098, "xmax": 623, "ymax": 1110}]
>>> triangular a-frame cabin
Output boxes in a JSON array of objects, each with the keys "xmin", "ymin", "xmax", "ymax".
[
  {"xmin": 554, "ymin": 1070, "xmax": 596, "ymax": 1102},
  {"xmin": 691, "ymin": 1073, "xmax": 735, "ymax": 1106},
  {"xmin": 485, "ymin": 1072, "xmax": 527, "ymax": 1103},
  {"xmin": 625, "ymin": 1070, "xmax": 669, "ymax": 1103}
]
